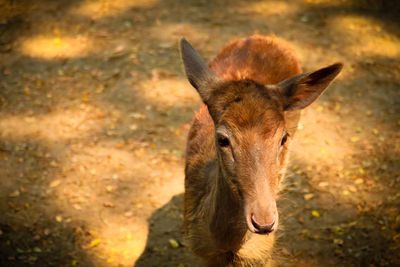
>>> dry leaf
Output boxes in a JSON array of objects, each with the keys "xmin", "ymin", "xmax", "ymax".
[
  {"xmin": 56, "ymin": 215, "xmax": 63, "ymax": 222},
  {"xmin": 355, "ymin": 179, "xmax": 364, "ymax": 184},
  {"xmin": 50, "ymin": 180, "xmax": 61, "ymax": 188},
  {"xmin": 311, "ymin": 210, "xmax": 320, "ymax": 217},
  {"xmin": 89, "ymin": 238, "xmax": 101, "ymax": 248},
  {"xmin": 169, "ymin": 238, "xmax": 179, "ymax": 248},
  {"xmin": 303, "ymin": 193, "xmax": 314, "ymax": 200},
  {"xmin": 8, "ymin": 190, "xmax": 20, "ymax": 198}
]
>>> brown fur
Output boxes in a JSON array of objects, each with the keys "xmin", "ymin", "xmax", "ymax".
[{"xmin": 181, "ymin": 35, "xmax": 342, "ymax": 266}]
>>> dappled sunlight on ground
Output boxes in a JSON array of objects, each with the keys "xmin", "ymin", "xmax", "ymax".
[
  {"xmin": 0, "ymin": 105, "xmax": 106, "ymax": 141},
  {"xmin": 73, "ymin": 0, "xmax": 158, "ymax": 20},
  {"xmin": 238, "ymin": 1, "xmax": 295, "ymax": 16},
  {"xmin": 18, "ymin": 35, "xmax": 93, "ymax": 59},
  {"xmin": 0, "ymin": 0, "xmax": 399, "ymax": 266},
  {"xmin": 148, "ymin": 22, "xmax": 212, "ymax": 48},
  {"xmin": 138, "ymin": 77, "xmax": 200, "ymax": 107},
  {"xmin": 329, "ymin": 14, "xmax": 400, "ymax": 58}
]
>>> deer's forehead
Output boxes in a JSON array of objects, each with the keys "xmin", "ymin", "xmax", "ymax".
[
  {"xmin": 213, "ymin": 80, "xmax": 285, "ymax": 135},
  {"xmin": 211, "ymin": 80, "xmax": 279, "ymax": 103},
  {"xmin": 222, "ymin": 103, "xmax": 284, "ymax": 138}
]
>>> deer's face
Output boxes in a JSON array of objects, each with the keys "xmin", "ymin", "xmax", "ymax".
[{"xmin": 211, "ymin": 81, "xmax": 288, "ymax": 234}]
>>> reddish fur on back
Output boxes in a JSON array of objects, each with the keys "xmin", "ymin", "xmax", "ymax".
[{"xmin": 209, "ymin": 35, "xmax": 301, "ymax": 84}]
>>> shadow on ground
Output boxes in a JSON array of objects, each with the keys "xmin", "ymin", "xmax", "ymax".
[{"xmin": 135, "ymin": 194, "xmax": 200, "ymax": 267}]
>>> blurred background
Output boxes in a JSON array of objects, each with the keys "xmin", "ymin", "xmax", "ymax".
[{"xmin": 0, "ymin": 0, "xmax": 399, "ymax": 266}]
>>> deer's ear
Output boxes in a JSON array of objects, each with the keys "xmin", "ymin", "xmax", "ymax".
[
  {"xmin": 278, "ymin": 63, "xmax": 343, "ymax": 110},
  {"xmin": 180, "ymin": 38, "xmax": 219, "ymax": 103}
]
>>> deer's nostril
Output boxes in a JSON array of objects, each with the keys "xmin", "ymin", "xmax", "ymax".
[{"xmin": 251, "ymin": 214, "xmax": 275, "ymax": 234}]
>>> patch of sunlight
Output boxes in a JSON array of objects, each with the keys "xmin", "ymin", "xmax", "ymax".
[
  {"xmin": 139, "ymin": 77, "xmax": 200, "ymax": 107},
  {"xmin": 94, "ymin": 222, "xmax": 148, "ymax": 266},
  {"xmin": 19, "ymin": 35, "xmax": 92, "ymax": 59},
  {"xmin": 0, "ymin": 106, "xmax": 103, "ymax": 141},
  {"xmin": 291, "ymin": 106, "xmax": 352, "ymax": 168},
  {"xmin": 74, "ymin": 0, "xmax": 158, "ymax": 19},
  {"xmin": 49, "ymin": 144, "xmax": 185, "ymax": 266},
  {"xmin": 239, "ymin": 1, "xmax": 294, "ymax": 16},
  {"xmin": 149, "ymin": 23, "xmax": 209, "ymax": 44},
  {"xmin": 329, "ymin": 14, "xmax": 400, "ymax": 58}
]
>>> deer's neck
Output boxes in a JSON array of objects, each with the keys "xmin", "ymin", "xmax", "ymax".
[{"xmin": 208, "ymin": 162, "xmax": 247, "ymax": 251}]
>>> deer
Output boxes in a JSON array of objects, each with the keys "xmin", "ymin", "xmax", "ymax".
[{"xmin": 180, "ymin": 35, "xmax": 342, "ymax": 266}]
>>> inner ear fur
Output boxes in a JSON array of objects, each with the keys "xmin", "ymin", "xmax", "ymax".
[{"xmin": 278, "ymin": 63, "xmax": 343, "ymax": 110}]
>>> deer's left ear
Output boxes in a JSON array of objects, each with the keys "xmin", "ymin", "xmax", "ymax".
[
  {"xmin": 180, "ymin": 38, "xmax": 220, "ymax": 103},
  {"xmin": 278, "ymin": 63, "xmax": 343, "ymax": 110}
]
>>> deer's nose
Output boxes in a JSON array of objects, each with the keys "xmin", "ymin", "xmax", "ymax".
[{"xmin": 251, "ymin": 214, "xmax": 276, "ymax": 234}]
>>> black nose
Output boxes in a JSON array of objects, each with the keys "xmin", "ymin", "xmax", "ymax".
[{"xmin": 251, "ymin": 215, "xmax": 275, "ymax": 234}]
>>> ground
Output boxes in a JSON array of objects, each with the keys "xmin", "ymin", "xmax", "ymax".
[{"xmin": 0, "ymin": 0, "xmax": 399, "ymax": 266}]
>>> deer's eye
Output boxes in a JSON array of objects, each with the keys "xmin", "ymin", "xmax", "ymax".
[
  {"xmin": 217, "ymin": 135, "xmax": 230, "ymax": 148},
  {"xmin": 281, "ymin": 132, "xmax": 289, "ymax": 146}
]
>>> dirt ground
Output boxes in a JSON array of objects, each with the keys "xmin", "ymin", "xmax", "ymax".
[{"xmin": 0, "ymin": 0, "xmax": 399, "ymax": 266}]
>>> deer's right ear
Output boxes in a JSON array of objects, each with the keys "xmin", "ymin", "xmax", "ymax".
[{"xmin": 180, "ymin": 38, "xmax": 219, "ymax": 103}]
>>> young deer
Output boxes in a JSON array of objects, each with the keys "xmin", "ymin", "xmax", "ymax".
[{"xmin": 180, "ymin": 35, "xmax": 342, "ymax": 266}]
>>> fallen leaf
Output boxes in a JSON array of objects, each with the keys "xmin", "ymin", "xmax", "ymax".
[
  {"xmin": 96, "ymin": 112, "xmax": 105, "ymax": 119},
  {"xmin": 124, "ymin": 211, "xmax": 133, "ymax": 217},
  {"xmin": 304, "ymin": 193, "xmax": 314, "ymax": 200},
  {"xmin": 56, "ymin": 215, "xmax": 63, "ymax": 222},
  {"xmin": 355, "ymin": 178, "xmax": 364, "ymax": 184},
  {"xmin": 350, "ymin": 137, "xmax": 360, "ymax": 143},
  {"xmin": 334, "ymin": 103, "xmax": 341, "ymax": 112},
  {"xmin": 103, "ymin": 202, "xmax": 115, "ymax": 208},
  {"xmin": 115, "ymin": 143, "xmax": 124, "ymax": 149},
  {"xmin": 393, "ymin": 233, "xmax": 400, "ymax": 241},
  {"xmin": 169, "ymin": 238, "xmax": 179, "ymax": 248},
  {"xmin": 107, "ymin": 258, "xmax": 114, "ymax": 263},
  {"xmin": 50, "ymin": 180, "xmax": 61, "ymax": 188},
  {"xmin": 311, "ymin": 210, "xmax": 320, "ymax": 217},
  {"xmin": 90, "ymin": 238, "xmax": 101, "ymax": 248},
  {"xmin": 72, "ymin": 204, "xmax": 82, "ymax": 210},
  {"xmin": 106, "ymin": 186, "xmax": 113, "ymax": 193},
  {"xmin": 348, "ymin": 185, "xmax": 357, "ymax": 192},
  {"xmin": 50, "ymin": 161, "xmax": 58, "ymax": 167},
  {"xmin": 129, "ymin": 112, "xmax": 146, "ymax": 119},
  {"xmin": 8, "ymin": 190, "xmax": 20, "ymax": 198},
  {"xmin": 333, "ymin": 238, "xmax": 344, "ymax": 245},
  {"xmin": 318, "ymin": 182, "xmax": 329, "ymax": 187}
]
